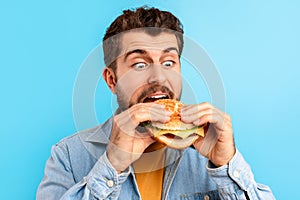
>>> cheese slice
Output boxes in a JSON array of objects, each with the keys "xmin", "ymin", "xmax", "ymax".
[{"xmin": 148, "ymin": 126, "xmax": 204, "ymax": 139}]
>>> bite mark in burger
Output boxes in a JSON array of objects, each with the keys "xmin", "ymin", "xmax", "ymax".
[{"xmin": 145, "ymin": 99, "xmax": 204, "ymax": 149}]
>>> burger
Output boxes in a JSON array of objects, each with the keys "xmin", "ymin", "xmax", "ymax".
[{"xmin": 145, "ymin": 99, "xmax": 204, "ymax": 149}]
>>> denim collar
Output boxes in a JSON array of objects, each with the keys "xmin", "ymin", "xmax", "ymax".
[{"xmin": 84, "ymin": 117, "xmax": 113, "ymax": 144}]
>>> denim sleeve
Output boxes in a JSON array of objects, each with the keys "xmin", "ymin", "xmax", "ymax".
[
  {"xmin": 206, "ymin": 150, "xmax": 276, "ymax": 200},
  {"xmin": 36, "ymin": 143, "xmax": 130, "ymax": 200}
]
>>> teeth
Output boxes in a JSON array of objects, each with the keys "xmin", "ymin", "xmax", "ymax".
[{"xmin": 149, "ymin": 94, "xmax": 167, "ymax": 99}]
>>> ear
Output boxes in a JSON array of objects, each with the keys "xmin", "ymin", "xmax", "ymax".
[{"xmin": 102, "ymin": 67, "xmax": 117, "ymax": 94}]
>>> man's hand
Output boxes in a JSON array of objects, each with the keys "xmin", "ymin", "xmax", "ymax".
[
  {"xmin": 181, "ymin": 102, "xmax": 235, "ymax": 167},
  {"xmin": 106, "ymin": 103, "xmax": 171, "ymax": 173}
]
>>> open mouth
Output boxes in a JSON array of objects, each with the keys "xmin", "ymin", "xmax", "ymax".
[{"xmin": 142, "ymin": 93, "xmax": 170, "ymax": 103}]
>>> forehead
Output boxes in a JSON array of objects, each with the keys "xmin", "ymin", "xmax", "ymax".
[{"xmin": 119, "ymin": 31, "xmax": 179, "ymax": 54}]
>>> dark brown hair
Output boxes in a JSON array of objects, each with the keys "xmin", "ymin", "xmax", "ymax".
[{"xmin": 102, "ymin": 6, "xmax": 184, "ymax": 71}]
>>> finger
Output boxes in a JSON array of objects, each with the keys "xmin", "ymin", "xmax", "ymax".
[
  {"xmin": 181, "ymin": 102, "xmax": 213, "ymax": 114},
  {"xmin": 144, "ymin": 102, "xmax": 173, "ymax": 122},
  {"xmin": 114, "ymin": 103, "xmax": 171, "ymax": 134},
  {"xmin": 181, "ymin": 102, "xmax": 228, "ymax": 118},
  {"xmin": 193, "ymin": 113, "xmax": 230, "ymax": 131},
  {"xmin": 136, "ymin": 102, "xmax": 172, "ymax": 115},
  {"xmin": 131, "ymin": 104, "xmax": 172, "ymax": 124},
  {"xmin": 181, "ymin": 107, "xmax": 215, "ymax": 124},
  {"xmin": 181, "ymin": 104, "xmax": 230, "ymax": 126}
]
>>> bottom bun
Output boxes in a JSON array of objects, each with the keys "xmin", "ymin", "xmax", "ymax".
[{"xmin": 155, "ymin": 133, "xmax": 200, "ymax": 150}]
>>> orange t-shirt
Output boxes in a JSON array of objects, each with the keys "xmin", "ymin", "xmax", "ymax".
[{"xmin": 133, "ymin": 145, "xmax": 166, "ymax": 200}]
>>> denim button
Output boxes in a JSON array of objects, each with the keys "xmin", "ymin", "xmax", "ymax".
[
  {"xmin": 233, "ymin": 170, "xmax": 240, "ymax": 178},
  {"xmin": 106, "ymin": 180, "xmax": 114, "ymax": 187},
  {"xmin": 204, "ymin": 194, "xmax": 210, "ymax": 200}
]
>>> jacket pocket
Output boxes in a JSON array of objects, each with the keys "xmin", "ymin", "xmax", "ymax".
[{"xmin": 180, "ymin": 190, "xmax": 221, "ymax": 200}]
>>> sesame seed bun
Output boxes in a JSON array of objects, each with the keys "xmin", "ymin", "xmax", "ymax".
[{"xmin": 146, "ymin": 99, "xmax": 204, "ymax": 149}]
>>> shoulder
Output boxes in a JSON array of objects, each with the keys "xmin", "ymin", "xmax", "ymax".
[
  {"xmin": 52, "ymin": 118, "xmax": 111, "ymax": 157},
  {"xmin": 56, "ymin": 117, "xmax": 113, "ymax": 148}
]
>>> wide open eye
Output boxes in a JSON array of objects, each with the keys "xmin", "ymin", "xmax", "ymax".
[
  {"xmin": 133, "ymin": 62, "xmax": 148, "ymax": 70},
  {"xmin": 162, "ymin": 60, "xmax": 175, "ymax": 68}
]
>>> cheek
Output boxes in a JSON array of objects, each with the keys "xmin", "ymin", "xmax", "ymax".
[
  {"xmin": 174, "ymin": 79, "xmax": 183, "ymax": 97},
  {"xmin": 167, "ymin": 69, "xmax": 182, "ymax": 95},
  {"xmin": 116, "ymin": 71, "xmax": 148, "ymax": 97}
]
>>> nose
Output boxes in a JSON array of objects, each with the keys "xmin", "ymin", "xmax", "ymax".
[{"xmin": 148, "ymin": 64, "xmax": 167, "ymax": 84}]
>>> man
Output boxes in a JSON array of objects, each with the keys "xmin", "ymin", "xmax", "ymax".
[{"xmin": 37, "ymin": 7, "xmax": 275, "ymax": 200}]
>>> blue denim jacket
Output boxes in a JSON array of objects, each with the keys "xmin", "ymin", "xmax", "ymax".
[{"xmin": 37, "ymin": 118, "xmax": 275, "ymax": 200}]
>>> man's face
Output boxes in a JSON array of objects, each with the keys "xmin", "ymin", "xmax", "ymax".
[{"xmin": 112, "ymin": 31, "xmax": 182, "ymax": 110}]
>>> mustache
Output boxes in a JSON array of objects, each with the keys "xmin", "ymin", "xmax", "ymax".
[{"xmin": 136, "ymin": 84, "xmax": 175, "ymax": 103}]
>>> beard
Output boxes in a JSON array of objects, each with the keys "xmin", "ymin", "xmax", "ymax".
[{"xmin": 115, "ymin": 83, "xmax": 182, "ymax": 111}]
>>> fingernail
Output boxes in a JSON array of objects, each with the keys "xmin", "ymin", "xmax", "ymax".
[{"xmin": 166, "ymin": 116, "xmax": 170, "ymax": 122}]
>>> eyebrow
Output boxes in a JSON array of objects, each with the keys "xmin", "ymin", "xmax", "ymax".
[
  {"xmin": 163, "ymin": 47, "xmax": 179, "ymax": 54},
  {"xmin": 124, "ymin": 47, "xmax": 179, "ymax": 61},
  {"xmin": 124, "ymin": 49, "xmax": 147, "ymax": 61}
]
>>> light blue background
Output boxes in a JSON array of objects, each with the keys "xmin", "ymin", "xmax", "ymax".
[{"xmin": 0, "ymin": 0, "xmax": 299, "ymax": 199}]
